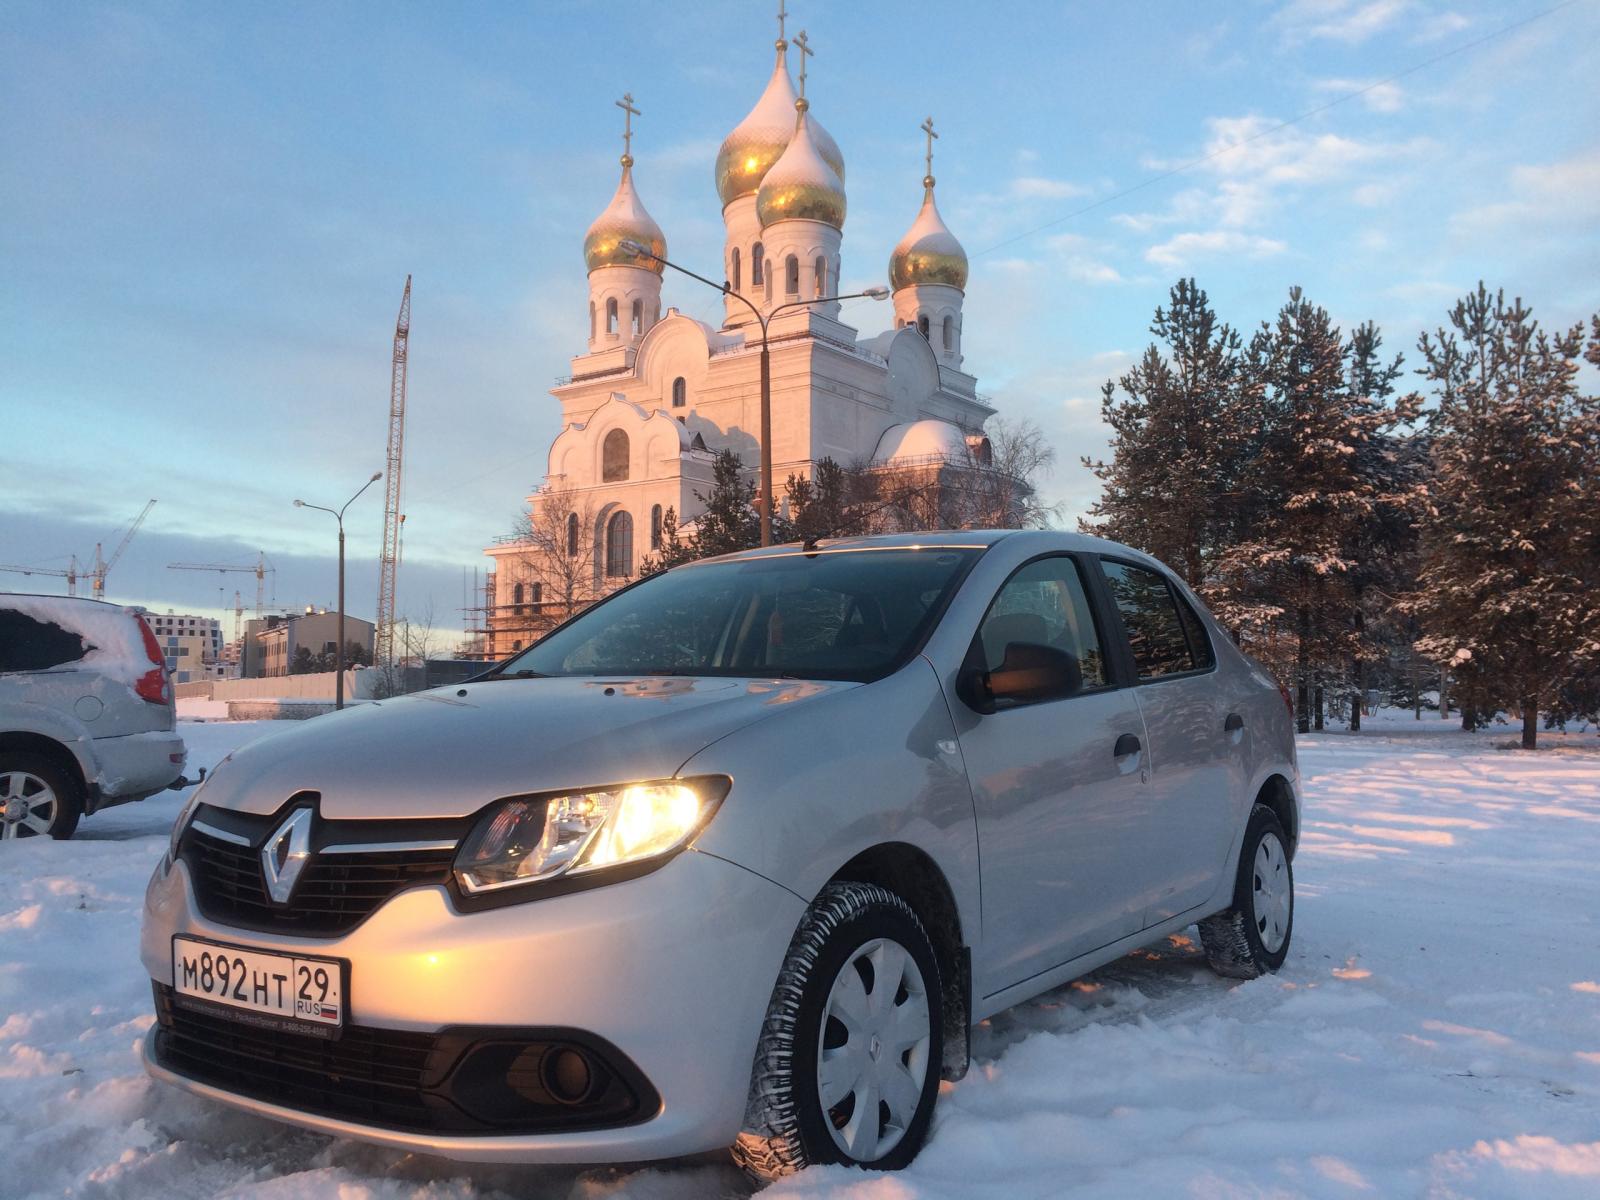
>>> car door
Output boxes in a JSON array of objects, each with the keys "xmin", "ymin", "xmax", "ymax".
[
  {"xmin": 951, "ymin": 554, "xmax": 1153, "ymax": 996},
  {"xmin": 1095, "ymin": 558, "xmax": 1235, "ymax": 926}
]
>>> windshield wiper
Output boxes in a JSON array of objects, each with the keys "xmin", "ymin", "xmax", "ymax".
[{"xmin": 484, "ymin": 669, "xmax": 546, "ymax": 681}]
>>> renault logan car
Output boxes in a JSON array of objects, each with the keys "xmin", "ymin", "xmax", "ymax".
[{"xmin": 141, "ymin": 531, "xmax": 1298, "ymax": 1179}]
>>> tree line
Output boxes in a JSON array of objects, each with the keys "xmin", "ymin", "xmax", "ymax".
[{"xmin": 1083, "ymin": 279, "xmax": 1599, "ymax": 749}]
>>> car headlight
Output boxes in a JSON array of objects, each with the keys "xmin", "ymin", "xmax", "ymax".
[{"xmin": 454, "ymin": 776, "xmax": 730, "ymax": 896}]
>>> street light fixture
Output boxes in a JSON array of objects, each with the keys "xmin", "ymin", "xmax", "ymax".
[
  {"xmin": 619, "ymin": 238, "xmax": 889, "ymax": 545},
  {"xmin": 293, "ymin": 471, "xmax": 383, "ymax": 710}
]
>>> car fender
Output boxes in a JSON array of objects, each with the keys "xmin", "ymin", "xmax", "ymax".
[
  {"xmin": 0, "ymin": 696, "xmax": 97, "ymax": 791},
  {"xmin": 680, "ymin": 657, "xmax": 981, "ymax": 952}
]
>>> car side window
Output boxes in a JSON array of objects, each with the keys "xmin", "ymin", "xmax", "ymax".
[
  {"xmin": 0, "ymin": 608, "xmax": 90, "ymax": 674},
  {"xmin": 976, "ymin": 556, "xmax": 1107, "ymax": 688},
  {"xmin": 1098, "ymin": 560, "xmax": 1201, "ymax": 679},
  {"xmin": 1172, "ymin": 589, "xmax": 1215, "ymax": 670}
]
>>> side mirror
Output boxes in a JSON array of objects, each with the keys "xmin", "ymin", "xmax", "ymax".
[{"xmin": 976, "ymin": 642, "xmax": 1082, "ymax": 710}]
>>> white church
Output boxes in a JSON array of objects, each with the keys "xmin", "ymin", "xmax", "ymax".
[{"xmin": 483, "ymin": 13, "xmax": 996, "ymax": 656}]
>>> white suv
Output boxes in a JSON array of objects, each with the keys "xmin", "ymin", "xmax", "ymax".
[
  {"xmin": 141, "ymin": 532, "xmax": 1298, "ymax": 1178},
  {"xmin": 1, "ymin": 594, "xmax": 187, "ymax": 839}
]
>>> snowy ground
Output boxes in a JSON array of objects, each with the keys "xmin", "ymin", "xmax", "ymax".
[{"xmin": 3, "ymin": 717, "xmax": 1598, "ymax": 1199}]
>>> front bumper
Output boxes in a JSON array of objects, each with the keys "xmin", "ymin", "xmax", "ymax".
[{"xmin": 141, "ymin": 847, "xmax": 806, "ymax": 1162}]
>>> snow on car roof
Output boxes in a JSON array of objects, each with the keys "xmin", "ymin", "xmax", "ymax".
[{"xmin": 1, "ymin": 593, "xmax": 152, "ymax": 685}]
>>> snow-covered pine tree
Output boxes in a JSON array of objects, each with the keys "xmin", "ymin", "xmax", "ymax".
[
  {"xmin": 1081, "ymin": 278, "xmax": 1263, "ymax": 594},
  {"xmin": 1404, "ymin": 285, "xmax": 1600, "ymax": 750},
  {"xmin": 1215, "ymin": 290, "xmax": 1416, "ymax": 732}
]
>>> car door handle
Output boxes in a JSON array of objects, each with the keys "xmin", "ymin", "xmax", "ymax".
[
  {"xmin": 1224, "ymin": 713, "xmax": 1244, "ymax": 732},
  {"xmin": 1113, "ymin": 732, "xmax": 1141, "ymax": 758}
]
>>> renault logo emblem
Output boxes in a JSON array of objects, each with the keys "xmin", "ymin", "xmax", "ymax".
[{"xmin": 262, "ymin": 808, "xmax": 314, "ymax": 904}]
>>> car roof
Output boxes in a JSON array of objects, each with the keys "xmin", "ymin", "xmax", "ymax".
[
  {"xmin": 686, "ymin": 528, "xmax": 1168, "ymax": 569},
  {"xmin": 0, "ymin": 592, "xmax": 127, "ymax": 609}
]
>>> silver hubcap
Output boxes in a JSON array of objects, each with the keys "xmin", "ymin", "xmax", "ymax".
[
  {"xmin": 816, "ymin": 937, "xmax": 931, "ymax": 1162},
  {"xmin": 1253, "ymin": 832, "xmax": 1291, "ymax": 953},
  {"xmin": 0, "ymin": 771, "xmax": 57, "ymax": 839}
]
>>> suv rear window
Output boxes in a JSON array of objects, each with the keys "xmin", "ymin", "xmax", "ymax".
[
  {"xmin": 1098, "ymin": 560, "xmax": 1206, "ymax": 679},
  {"xmin": 0, "ymin": 609, "xmax": 91, "ymax": 673}
]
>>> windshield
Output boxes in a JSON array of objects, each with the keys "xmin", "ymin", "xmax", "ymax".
[{"xmin": 495, "ymin": 547, "xmax": 983, "ymax": 683}]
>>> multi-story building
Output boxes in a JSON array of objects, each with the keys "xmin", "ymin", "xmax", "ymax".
[
  {"xmin": 482, "ymin": 16, "xmax": 997, "ymax": 659},
  {"xmin": 252, "ymin": 610, "xmax": 376, "ymax": 677},
  {"xmin": 143, "ymin": 611, "xmax": 225, "ymax": 684}
]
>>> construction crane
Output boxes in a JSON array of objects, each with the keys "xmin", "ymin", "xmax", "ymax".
[
  {"xmin": 0, "ymin": 555, "xmax": 80, "ymax": 596},
  {"xmin": 167, "ymin": 552, "xmax": 275, "ymax": 619},
  {"xmin": 375, "ymin": 274, "xmax": 411, "ymax": 668},
  {"xmin": 91, "ymin": 499, "xmax": 157, "ymax": 599}
]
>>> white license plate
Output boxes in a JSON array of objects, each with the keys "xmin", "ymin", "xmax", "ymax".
[{"xmin": 173, "ymin": 936, "xmax": 345, "ymax": 1029}]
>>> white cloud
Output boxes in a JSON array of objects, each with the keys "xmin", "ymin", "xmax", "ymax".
[
  {"xmin": 1450, "ymin": 149, "xmax": 1600, "ymax": 235},
  {"xmin": 1315, "ymin": 77, "xmax": 1406, "ymax": 113},
  {"xmin": 1279, "ymin": 0, "xmax": 1412, "ymax": 44},
  {"xmin": 1010, "ymin": 176, "xmax": 1089, "ymax": 200},
  {"xmin": 1145, "ymin": 231, "xmax": 1288, "ymax": 267}
]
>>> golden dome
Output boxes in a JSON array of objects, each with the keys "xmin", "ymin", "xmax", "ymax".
[
  {"xmin": 714, "ymin": 42, "xmax": 844, "ymax": 209},
  {"xmin": 583, "ymin": 157, "xmax": 666, "ymax": 274},
  {"xmin": 889, "ymin": 178, "xmax": 967, "ymax": 291},
  {"xmin": 755, "ymin": 101, "xmax": 846, "ymax": 230}
]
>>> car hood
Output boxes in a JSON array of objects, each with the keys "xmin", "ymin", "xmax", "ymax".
[{"xmin": 197, "ymin": 675, "xmax": 858, "ymax": 819}]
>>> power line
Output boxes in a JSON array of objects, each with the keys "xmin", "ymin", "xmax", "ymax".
[{"xmin": 969, "ymin": 0, "xmax": 1583, "ymax": 260}]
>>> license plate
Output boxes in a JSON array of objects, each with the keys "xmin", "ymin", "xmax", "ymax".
[{"xmin": 172, "ymin": 936, "xmax": 345, "ymax": 1030}]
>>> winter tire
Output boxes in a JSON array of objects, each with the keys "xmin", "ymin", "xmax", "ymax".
[
  {"xmin": 0, "ymin": 754, "xmax": 82, "ymax": 840},
  {"xmin": 1198, "ymin": 804, "xmax": 1293, "ymax": 979},
  {"xmin": 734, "ymin": 881, "xmax": 943, "ymax": 1182}
]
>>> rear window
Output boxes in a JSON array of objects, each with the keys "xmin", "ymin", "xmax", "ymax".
[
  {"xmin": 1098, "ymin": 560, "xmax": 1206, "ymax": 680},
  {"xmin": 0, "ymin": 608, "xmax": 91, "ymax": 673}
]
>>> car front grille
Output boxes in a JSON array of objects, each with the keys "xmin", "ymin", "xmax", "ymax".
[
  {"xmin": 151, "ymin": 984, "xmax": 658, "ymax": 1135},
  {"xmin": 179, "ymin": 806, "xmax": 458, "ymax": 937}
]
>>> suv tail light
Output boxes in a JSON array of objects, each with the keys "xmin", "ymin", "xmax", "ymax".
[
  {"xmin": 1277, "ymin": 681, "xmax": 1294, "ymax": 717},
  {"xmin": 133, "ymin": 613, "xmax": 171, "ymax": 705}
]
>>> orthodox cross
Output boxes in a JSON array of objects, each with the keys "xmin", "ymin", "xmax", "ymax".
[
  {"xmin": 921, "ymin": 115, "xmax": 938, "ymax": 181},
  {"xmin": 615, "ymin": 92, "xmax": 640, "ymax": 160},
  {"xmin": 776, "ymin": 0, "xmax": 787, "ymax": 44},
  {"xmin": 793, "ymin": 29, "xmax": 813, "ymax": 98}
]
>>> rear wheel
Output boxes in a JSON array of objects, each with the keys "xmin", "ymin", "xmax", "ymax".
[
  {"xmin": 734, "ymin": 881, "xmax": 942, "ymax": 1181},
  {"xmin": 0, "ymin": 754, "xmax": 82, "ymax": 840},
  {"xmin": 1198, "ymin": 804, "xmax": 1293, "ymax": 978}
]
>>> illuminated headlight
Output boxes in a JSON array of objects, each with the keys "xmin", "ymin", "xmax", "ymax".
[{"xmin": 454, "ymin": 777, "xmax": 730, "ymax": 896}]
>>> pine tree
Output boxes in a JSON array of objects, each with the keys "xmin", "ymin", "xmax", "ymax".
[
  {"xmin": 786, "ymin": 457, "xmax": 875, "ymax": 546},
  {"xmin": 1215, "ymin": 289, "xmax": 1416, "ymax": 732},
  {"xmin": 1082, "ymin": 278, "xmax": 1262, "ymax": 592},
  {"xmin": 1404, "ymin": 285, "xmax": 1600, "ymax": 749},
  {"xmin": 692, "ymin": 449, "xmax": 765, "ymax": 558}
]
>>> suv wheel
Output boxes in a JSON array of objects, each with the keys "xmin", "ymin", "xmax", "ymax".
[
  {"xmin": 0, "ymin": 754, "xmax": 83, "ymax": 840},
  {"xmin": 1198, "ymin": 804, "xmax": 1293, "ymax": 978},
  {"xmin": 734, "ymin": 881, "xmax": 942, "ymax": 1181}
]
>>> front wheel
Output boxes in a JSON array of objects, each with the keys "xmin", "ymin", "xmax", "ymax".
[
  {"xmin": 734, "ymin": 881, "xmax": 942, "ymax": 1181},
  {"xmin": 1198, "ymin": 804, "xmax": 1294, "ymax": 978}
]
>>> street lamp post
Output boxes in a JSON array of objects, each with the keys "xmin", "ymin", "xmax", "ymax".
[
  {"xmin": 620, "ymin": 239, "xmax": 888, "ymax": 545},
  {"xmin": 294, "ymin": 471, "xmax": 382, "ymax": 709}
]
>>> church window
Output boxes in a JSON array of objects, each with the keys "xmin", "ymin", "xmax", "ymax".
[
  {"xmin": 785, "ymin": 254, "xmax": 799, "ymax": 295},
  {"xmin": 512, "ymin": 583, "xmax": 524, "ymax": 609},
  {"xmin": 602, "ymin": 428, "xmax": 630, "ymax": 482},
  {"xmin": 566, "ymin": 512, "xmax": 579, "ymax": 557},
  {"xmin": 730, "ymin": 247, "xmax": 741, "ymax": 292},
  {"xmin": 671, "ymin": 376, "xmax": 686, "ymax": 408},
  {"xmin": 943, "ymin": 315, "xmax": 955, "ymax": 350},
  {"xmin": 605, "ymin": 298, "xmax": 618, "ymax": 335},
  {"xmin": 814, "ymin": 255, "xmax": 827, "ymax": 298},
  {"xmin": 589, "ymin": 301, "xmax": 596, "ymax": 341},
  {"xmin": 631, "ymin": 299, "xmax": 643, "ymax": 336},
  {"xmin": 605, "ymin": 510, "xmax": 634, "ymax": 578},
  {"xmin": 751, "ymin": 243, "xmax": 764, "ymax": 286},
  {"xmin": 650, "ymin": 504, "xmax": 663, "ymax": 550},
  {"xmin": 512, "ymin": 640, "xmax": 522, "ymax": 652},
  {"xmin": 917, "ymin": 314, "xmax": 930, "ymax": 339},
  {"xmin": 530, "ymin": 582, "xmax": 542, "ymax": 604}
]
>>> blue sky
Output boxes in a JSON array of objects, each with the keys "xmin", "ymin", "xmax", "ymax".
[{"xmin": 3, "ymin": 0, "xmax": 1596, "ymax": 638}]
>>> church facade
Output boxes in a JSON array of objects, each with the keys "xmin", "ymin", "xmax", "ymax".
[{"xmin": 483, "ymin": 18, "xmax": 993, "ymax": 657}]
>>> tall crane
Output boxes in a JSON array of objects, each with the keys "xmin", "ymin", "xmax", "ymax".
[
  {"xmin": 0, "ymin": 556, "xmax": 79, "ymax": 596},
  {"xmin": 375, "ymin": 274, "xmax": 411, "ymax": 667},
  {"xmin": 91, "ymin": 499, "xmax": 157, "ymax": 599},
  {"xmin": 167, "ymin": 552, "xmax": 275, "ymax": 619}
]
